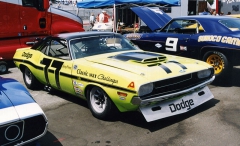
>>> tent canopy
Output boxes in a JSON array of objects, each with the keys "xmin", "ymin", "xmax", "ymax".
[{"xmin": 77, "ymin": 0, "xmax": 181, "ymax": 8}]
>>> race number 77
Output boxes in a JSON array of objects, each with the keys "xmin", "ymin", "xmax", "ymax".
[{"xmin": 166, "ymin": 37, "xmax": 178, "ymax": 52}]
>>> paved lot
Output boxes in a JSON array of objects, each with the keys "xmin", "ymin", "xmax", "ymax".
[{"xmin": 2, "ymin": 66, "xmax": 240, "ymax": 146}]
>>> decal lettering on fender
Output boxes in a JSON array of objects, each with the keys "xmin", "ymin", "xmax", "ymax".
[
  {"xmin": 169, "ymin": 99, "xmax": 194, "ymax": 113},
  {"xmin": 22, "ymin": 52, "xmax": 32, "ymax": 59},
  {"xmin": 98, "ymin": 74, "xmax": 118, "ymax": 84},
  {"xmin": 198, "ymin": 35, "xmax": 240, "ymax": 46},
  {"xmin": 76, "ymin": 70, "xmax": 118, "ymax": 84}
]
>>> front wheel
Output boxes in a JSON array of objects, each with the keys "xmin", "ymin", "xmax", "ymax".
[
  {"xmin": 23, "ymin": 67, "xmax": 42, "ymax": 90},
  {"xmin": 87, "ymin": 86, "xmax": 117, "ymax": 120},
  {"xmin": 0, "ymin": 61, "xmax": 8, "ymax": 74},
  {"xmin": 203, "ymin": 51, "xmax": 232, "ymax": 79}
]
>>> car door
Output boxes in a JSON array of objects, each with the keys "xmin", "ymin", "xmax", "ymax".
[
  {"xmin": 137, "ymin": 19, "xmax": 201, "ymax": 59},
  {"xmin": 37, "ymin": 38, "xmax": 75, "ymax": 94},
  {"xmin": 158, "ymin": 19, "xmax": 203, "ymax": 57},
  {"xmin": 19, "ymin": 0, "xmax": 50, "ymax": 47}
]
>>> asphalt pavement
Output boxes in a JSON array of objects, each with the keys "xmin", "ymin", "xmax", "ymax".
[{"xmin": 2, "ymin": 66, "xmax": 240, "ymax": 146}]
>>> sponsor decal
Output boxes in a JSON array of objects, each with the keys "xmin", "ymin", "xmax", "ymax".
[
  {"xmin": 62, "ymin": 65, "xmax": 71, "ymax": 70},
  {"xmin": 77, "ymin": 69, "xmax": 88, "ymax": 76},
  {"xmin": 76, "ymin": 70, "xmax": 118, "ymax": 84},
  {"xmin": 73, "ymin": 80, "xmax": 77, "ymax": 85},
  {"xmin": 222, "ymin": 0, "xmax": 240, "ymax": 4},
  {"xmin": 97, "ymin": 74, "xmax": 118, "ymax": 84},
  {"xmin": 198, "ymin": 35, "xmax": 240, "ymax": 46},
  {"xmin": 22, "ymin": 52, "xmax": 32, "ymax": 59},
  {"xmin": 74, "ymin": 87, "xmax": 83, "ymax": 95},
  {"xmin": 73, "ymin": 65, "xmax": 78, "ymax": 70},
  {"xmin": 126, "ymin": 34, "xmax": 142, "ymax": 39},
  {"xmin": 127, "ymin": 82, "xmax": 135, "ymax": 89},
  {"xmin": 169, "ymin": 99, "xmax": 194, "ymax": 113},
  {"xmin": 180, "ymin": 46, "xmax": 187, "ymax": 51},
  {"xmin": 89, "ymin": 73, "xmax": 97, "ymax": 78},
  {"xmin": 72, "ymin": 80, "xmax": 84, "ymax": 87},
  {"xmin": 155, "ymin": 43, "xmax": 162, "ymax": 48},
  {"xmin": 78, "ymin": 83, "xmax": 84, "ymax": 87}
]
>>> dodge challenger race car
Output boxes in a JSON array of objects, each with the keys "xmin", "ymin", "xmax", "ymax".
[
  {"xmin": 125, "ymin": 7, "xmax": 240, "ymax": 80},
  {"xmin": 13, "ymin": 31, "xmax": 215, "ymax": 122},
  {"xmin": 0, "ymin": 77, "xmax": 48, "ymax": 146}
]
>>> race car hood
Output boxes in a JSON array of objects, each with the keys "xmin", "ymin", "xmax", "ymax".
[
  {"xmin": 131, "ymin": 6, "xmax": 171, "ymax": 31},
  {"xmin": 85, "ymin": 51, "xmax": 212, "ymax": 81},
  {"xmin": 0, "ymin": 78, "xmax": 45, "ymax": 125}
]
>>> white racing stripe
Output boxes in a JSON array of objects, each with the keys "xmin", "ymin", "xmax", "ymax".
[
  {"xmin": 0, "ymin": 107, "xmax": 19, "ymax": 125},
  {"xmin": 0, "ymin": 103, "xmax": 46, "ymax": 125},
  {"xmin": 14, "ymin": 103, "xmax": 47, "ymax": 120},
  {"xmin": 140, "ymin": 86, "xmax": 214, "ymax": 122}
]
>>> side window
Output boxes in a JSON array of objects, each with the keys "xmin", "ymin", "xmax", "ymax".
[
  {"xmin": 162, "ymin": 20, "xmax": 204, "ymax": 34},
  {"xmin": 22, "ymin": 0, "xmax": 36, "ymax": 7},
  {"xmin": 50, "ymin": 40, "xmax": 70, "ymax": 60},
  {"xmin": 162, "ymin": 20, "xmax": 183, "ymax": 33},
  {"xmin": 182, "ymin": 20, "xmax": 205, "ymax": 34},
  {"xmin": 41, "ymin": 40, "xmax": 51, "ymax": 56},
  {"xmin": 40, "ymin": 39, "xmax": 70, "ymax": 60}
]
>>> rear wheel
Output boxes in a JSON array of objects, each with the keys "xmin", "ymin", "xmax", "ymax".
[
  {"xmin": 87, "ymin": 86, "xmax": 117, "ymax": 120},
  {"xmin": 0, "ymin": 61, "xmax": 8, "ymax": 74},
  {"xmin": 203, "ymin": 51, "xmax": 232, "ymax": 79},
  {"xmin": 23, "ymin": 67, "xmax": 42, "ymax": 89}
]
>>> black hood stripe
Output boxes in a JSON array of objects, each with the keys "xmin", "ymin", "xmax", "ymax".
[
  {"xmin": 159, "ymin": 65, "xmax": 172, "ymax": 74},
  {"xmin": 167, "ymin": 61, "xmax": 187, "ymax": 69},
  {"xmin": 111, "ymin": 52, "xmax": 166, "ymax": 62}
]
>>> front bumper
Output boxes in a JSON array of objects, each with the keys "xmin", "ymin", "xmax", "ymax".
[
  {"xmin": 140, "ymin": 86, "xmax": 214, "ymax": 122},
  {"xmin": 131, "ymin": 76, "xmax": 215, "ymax": 105}
]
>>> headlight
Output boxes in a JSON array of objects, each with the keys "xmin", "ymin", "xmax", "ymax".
[
  {"xmin": 197, "ymin": 69, "xmax": 212, "ymax": 78},
  {"xmin": 138, "ymin": 83, "xmax": 153, "ymax": 96}
]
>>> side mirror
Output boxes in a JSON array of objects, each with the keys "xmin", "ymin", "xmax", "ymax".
[{"xmin": 43, "ymin": 0, "xmax": 50, "ymax": 10}]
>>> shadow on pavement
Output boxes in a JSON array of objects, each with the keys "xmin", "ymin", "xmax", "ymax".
[
  {"xmin": 37, "ymin": 131, "xmax": 64, "ymax": 146},
  {"xmin": 42, "ymin": 78, "xmax": 221, "ymax": 132},
  {"xmin": 211, "ymin": 67, "xmax": 240, "ymax": 87},
  {"xmin": 114, "ymin": 98, "xmax": 220, "ymax": 132}
]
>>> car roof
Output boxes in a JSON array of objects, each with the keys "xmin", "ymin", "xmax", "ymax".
[
  {"xmin": 173, "ymin": 15, "xmax": 237, "ymax": 20},
  {"xmin": 53, "ymin": 31, "xmax": 119, "ymax": 40},
  {"xmin": 130, "ymin": 6, "xmax": 239, "ymax": 32}
]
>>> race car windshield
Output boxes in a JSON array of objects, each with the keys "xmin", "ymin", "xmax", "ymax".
[
  {"xmin": 219, "ymin": 19, "xmax": 240, "ymax": 31},
  {"xmin": 69, "ymin": 34, "xmax": 140, "ymax": 59}
]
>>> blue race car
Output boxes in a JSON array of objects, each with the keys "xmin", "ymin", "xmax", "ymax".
[
  {"xmin": 125, "ymin": 7, "xmax": 240, "ymax": 80},
  {"xmin": 0, "ymin": 77, "xmax": 48, "ymax": 146}
]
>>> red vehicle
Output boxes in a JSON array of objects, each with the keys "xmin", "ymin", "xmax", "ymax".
[{"xmin": 0, "ymin": 0, "xmax": 84, "ymax": 74}]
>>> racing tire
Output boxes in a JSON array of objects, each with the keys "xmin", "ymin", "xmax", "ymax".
[
  {"xmin": 87, "ymin": 86, "xmax": 118, "ymax": 120},
  {"xmin": 203, "ymin": 51, "xmax": 232, "ymax": 79},
  {"xmin": 0, "ymin": 61, "xmax": 8, "ymax": 74},
  {"xmin": 23, "ymin": 67, "xmax": 42, "ymax": 90}
]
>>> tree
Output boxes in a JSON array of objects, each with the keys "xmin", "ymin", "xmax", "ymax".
[{"xmin": 207, "ymin": 0, "xmax": 214, "ymax": 5}]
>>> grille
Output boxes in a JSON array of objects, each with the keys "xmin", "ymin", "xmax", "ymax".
[
  {"xmin": 21, "ymin": 115, "xmax": 47, "ymax": 141},
  {"xmin": 140, "ymin": 72, "xmax": 213, "ymax": 100},
  {"xmin": 0, "ymin": 121, "xmax": 24, "ymax": 146},
  {"xmin": 3, "ymin": 115, "xmax": 48, "ymax": 146}
]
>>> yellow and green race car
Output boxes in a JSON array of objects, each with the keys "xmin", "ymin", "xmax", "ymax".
[{"xmin": 13, "ymin": 32, "xmax": 215, "ymax": 122}]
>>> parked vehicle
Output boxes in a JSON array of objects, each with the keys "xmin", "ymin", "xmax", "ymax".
[
  {"xmin": 0, "ymin": 76, "xmax": 48, "ymax": 146},
  {"xmin": 13, "ymin": 31, "xmax": 214, "ymax": 122},
  {"xmin": 0, "ymin": 0, "xmax": 84, "ymax": 74},
  {"xmin": 125, "ymin": 7, "xmax": 240, "ymax": 80}
]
